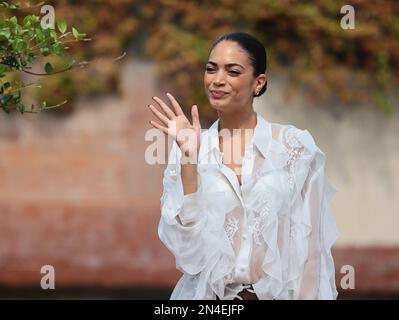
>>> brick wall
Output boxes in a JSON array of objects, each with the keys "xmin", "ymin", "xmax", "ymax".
[{"xmin": 0, "ymin": 61, "xmax": 180, "ymax": 290}]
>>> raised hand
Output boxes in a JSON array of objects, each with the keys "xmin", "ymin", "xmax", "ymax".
[{"xmin": 148, "ymin": 93, "xmax": 201, "ymax": 160}]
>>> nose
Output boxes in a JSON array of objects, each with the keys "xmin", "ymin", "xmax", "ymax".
[{"xmin": 213, "ymin": 70, "xmax": 226, "ymax": 86}]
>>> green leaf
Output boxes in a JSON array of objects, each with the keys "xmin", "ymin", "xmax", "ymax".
[
  {"xmin": 30, "ymin": 15, "xmax": 40, "ymax": 25},
  {"xmin": 2, "ymin": 104, "xmax": 10, "ymax": 113},
  {"xmin": 42, "ymin": 28, "xmax": 51, "ymax": 37},
  {"xmin": 23, "ymin": 15, "xmax": 32, "ymax": 28},
  {"xmin": 9, "ymin": 16, "xmax": 17, "ymax": 26},
  {"xmin": 0, "ymin": 64, "xmax": 10, "ymax": 74},
  {"xmin": 44, "ymin": 62, "xmax": 53, "ymax": 74},
  {"xmin": 52, "ymin": 43, "xmax": 65, "ymax": 55},
  {"xmin": 35, "ymin": 29, "xmax": 45, "ymax": 43},
  {"xmin": 2, "ymin": 2, "xmax": 18, "ymax": 9},
  {"xmin": 20, "ymin": 58, "xmax": 27, "ymax": 67},
  {"xmin": 0, "ymin": 94, "xmax": 13, "ymax": 113},
  {"xmin": 14, "ymin": 90, "xmax": 21, "ymax": 104},
  {"xmin": 57, "ymin": 20, "xmax": 67, "ymax": 34},
  {"xmin": 72, "ymin": 27, "xmax": 79, "ymax": 39},
  {"xmin": 50, "ymin": 29, "xmax": 57, "ymax": 41},
  {"xmin": 0, "ymin": 29, "xmax": 11, "ymax": 40},
  {"xmin": 66, "ymin": 58, "xmax": 76, "ymax": 68},
  {"xmin": 40, "ymin": 47, "xmax": 50, "ymax": 56},
  {"xmin": 18, "ymin": 102, "xmax": 25, "ymax": 113},
  {"xmin": 14, "ymin": 39, "xmax": 28, "ymax": 53},
  {"xmin": 26, "ymin": 53, "xmax": 35, "ymax": 64},
  {"xmin": 0, "ymin": 82, "xmax": 11, "ymax": 94},
  {"xmin": 15, "ymin": 24, "xmax": 23, "ymax": 36}
]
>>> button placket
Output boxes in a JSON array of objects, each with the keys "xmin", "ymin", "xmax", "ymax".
[{"xmin": 233, "ymin": 206, "xmax": 252, "ymax": 283}]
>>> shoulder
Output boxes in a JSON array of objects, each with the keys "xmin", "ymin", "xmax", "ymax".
[{"xmin": 271, "ymin": 122, "xmax": 321, "ymax": 157}]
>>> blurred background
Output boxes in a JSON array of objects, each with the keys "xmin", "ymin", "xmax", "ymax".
[{"xmin": 0, "ymin": 0, "xmax": 398, "ymax": 299}]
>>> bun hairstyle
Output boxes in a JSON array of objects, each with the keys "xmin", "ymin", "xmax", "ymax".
[{"xmin": 210, "ymin": 32, "xmax": 267, "ymax": 97}]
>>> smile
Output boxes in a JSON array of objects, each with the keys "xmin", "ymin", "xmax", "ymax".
[{"xmin": 210, "ymin": 90, "xmax": 228, "ymax": 99}]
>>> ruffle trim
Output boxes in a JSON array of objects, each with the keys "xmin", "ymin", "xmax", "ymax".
[
  {"xmin": 167, "ymin": 128, "xmax": 339, "ymax": 300},
  {"xmin": 286, "ymin": 150, "xmax": 339, "ymax": 300}
]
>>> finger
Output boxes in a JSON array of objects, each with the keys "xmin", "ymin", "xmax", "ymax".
[
  {"xmin": 191, "ymin": 105, "xmax": 201, "ymax": 129},
  {"xmin": 152, "ymin": 96, "xmax": 175, "ymax": 119},
  {"xmin": 149, "ymin": 120, "xmax": 168, "ymax": 135},
  {"xmin": 165, "ymin": 92, "xmax": 184, "ymax": 116},
  {"xmin": 148, "ymin": 104, "xmax": 169, "ymax": 125}
]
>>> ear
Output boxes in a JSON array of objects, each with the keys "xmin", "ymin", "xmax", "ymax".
[{"xmin": 257, "ymin": 73, "xmax": 267, "ymax": 88}]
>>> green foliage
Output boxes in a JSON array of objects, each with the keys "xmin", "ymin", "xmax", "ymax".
[
  {"xmin": 57, "ymin": 19, "xmax": 66, "ymax": 34},
  {"xmin": 3, "ymin": 0, "xmax": 398, "ymax": 120},
  {"xmin": 0, "ymin": 2, "xmax": 88, "ymax": 114},
  {"xmin": 140, "ymin": 0, "xmax": 399, "ymax": 122},
  {"xmin": 10, "ymin": 0, "xmax": 138, "ymax": 116}
]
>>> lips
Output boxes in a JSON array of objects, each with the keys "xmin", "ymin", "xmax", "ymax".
[{"xmin": 210, "ymin": 90, "xmax": 228, "ymax": 98}]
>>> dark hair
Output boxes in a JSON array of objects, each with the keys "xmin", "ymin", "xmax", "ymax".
[{"xmin": 210, "ymin": 32, "xmax": 267, "ymax": 97}]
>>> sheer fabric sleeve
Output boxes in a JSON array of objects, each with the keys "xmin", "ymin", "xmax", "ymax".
[
  {"xmin": 297, "ymin": 131, "xmax": 340, "ymax": 300},
  {"xmin": 157, "ymin": 140, "xmax": 209, "ymax": 275}
]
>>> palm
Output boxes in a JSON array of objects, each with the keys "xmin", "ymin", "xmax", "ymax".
[{"xmin": 148, "ymin": 93, "xmax": 201, "ymax": 157}]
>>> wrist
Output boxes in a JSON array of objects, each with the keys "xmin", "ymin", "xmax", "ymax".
[{"xmin": 180, "ymin": 149, "xmax": 199, "ymax": 165}]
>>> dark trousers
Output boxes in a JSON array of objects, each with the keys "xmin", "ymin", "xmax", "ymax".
[{"xmin": 216, "ymin": 287, "xmax": 259, "ymax": 300}]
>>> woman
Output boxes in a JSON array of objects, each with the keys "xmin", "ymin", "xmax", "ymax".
[{"xmin": 148, "ymin": 32, "xmax": 339, "ymax": 300}]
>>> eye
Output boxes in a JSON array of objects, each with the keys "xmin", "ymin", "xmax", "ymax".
[
  {"xmin": 205, "ymin": 67, "xmax": 215, "ymax": 72},
  {"xmin": 228, "ymin": 70, "xmax": 240, "ymax": 76}
]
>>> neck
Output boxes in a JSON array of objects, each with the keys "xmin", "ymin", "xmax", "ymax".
[{"xmin": 217, "ymin": 108, "xmax": 257, "ymax": 131}]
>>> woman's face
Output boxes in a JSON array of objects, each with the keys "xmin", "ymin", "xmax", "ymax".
[{"xmin": 204, "ymin": 40, "xmax": 263, "ymax": 113}]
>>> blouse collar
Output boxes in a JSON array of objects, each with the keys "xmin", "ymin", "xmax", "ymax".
[{"xmin": 198, "ymin": 112, "xmax": 272, "ymax": 163}]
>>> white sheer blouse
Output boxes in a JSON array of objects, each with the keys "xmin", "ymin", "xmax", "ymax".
[{"xmin": 158, "ymin": 113, "xmax": 339, "ymax": 300}]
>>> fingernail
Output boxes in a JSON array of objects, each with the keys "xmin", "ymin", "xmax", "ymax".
[{"xmin": 166, "ymin": 92, "xmax": 170, "ymax": 96}]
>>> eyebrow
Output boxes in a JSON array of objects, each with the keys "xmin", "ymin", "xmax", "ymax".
[{"xmin": 206, "ymin": 61, "xmax": 245, "ymax": 70}]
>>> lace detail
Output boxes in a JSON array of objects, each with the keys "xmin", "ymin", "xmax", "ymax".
[
  {"xmin": 284, "ymin": 127, "xmax": 305, "ymax": 193},
  {"xmin": 252, "ymin": 207, "xmax": 270, "ymax": 246},
  {"xmin": 251, "ymin": 195, "xmax": 271, "ymax": 246},
  {"xmin": 252, "ymin": 219, "xmax": 263, "ymax": 245},
  {"xmin": 225, "ymin": 218, "xmax": 239, "ymax": 244},
  {"xmin": 285, "ymin": 128, "xmax": 302, "ymax": 149}
]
